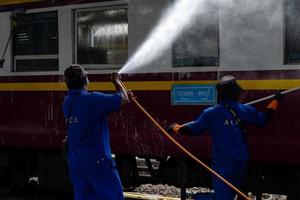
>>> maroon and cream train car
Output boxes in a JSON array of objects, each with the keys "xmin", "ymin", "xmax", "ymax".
[{"xmin": 0, "ymin": 0, "xmax": 300, "ymax": 198}]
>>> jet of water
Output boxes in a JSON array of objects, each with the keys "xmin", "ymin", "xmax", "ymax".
[{"xmin": 119, "ymin": 0, "xmax": 209, "ymax": 74}]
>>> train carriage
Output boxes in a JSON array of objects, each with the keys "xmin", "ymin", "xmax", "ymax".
[{"xmin": 0, "ymin": 0, "xmax": 300, "ymax": 199}]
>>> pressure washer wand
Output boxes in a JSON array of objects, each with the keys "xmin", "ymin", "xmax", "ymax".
[
  {"xmin": 245, "ymin": 86, "xmax": 300, "ymax": 105},
  {"xmin": 118, "ymin": 80, "xmax": 251, "ymax": 200}
]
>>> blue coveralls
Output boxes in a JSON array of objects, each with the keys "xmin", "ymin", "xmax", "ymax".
[
  {"xmin": 187, "ymin": 100, "xmax": 267, "ymax": 200},
  {"xmin": 63, "ymin": 89, "xmax": 124, "ymax": 200}
]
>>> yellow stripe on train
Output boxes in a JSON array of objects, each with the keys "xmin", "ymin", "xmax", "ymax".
[
  {"xmin": 0, "ymin": 80, "xmax": 299, "ymax": 91},
  {"xmin": 0, "ymin": 0, "xmax": 43, "ymax": 6}
]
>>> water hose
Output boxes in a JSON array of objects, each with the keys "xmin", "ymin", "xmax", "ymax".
[
  {"xmin": 118, "ymin": 80, "xmax": 251, "ymax": 200},
  {"xmin": 245, "ymin": 86, "xmax": 300, "ymax": 105}
]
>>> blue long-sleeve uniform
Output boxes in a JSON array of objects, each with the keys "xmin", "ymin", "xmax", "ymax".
[
  {"xmin": 186, "ymin": 100, "xmax": 267, "ymax": 200},
  {"xmin": 63, "ymin": 89, "xmax": 124, "ymax": 200}
]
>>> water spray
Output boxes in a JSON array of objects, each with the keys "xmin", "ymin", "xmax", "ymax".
[
  {"xmin": 245, "ymin": 86, "xmax": 300, "ymax": 105},
  {"xmin": 119, "ymin": 0, "xmax": 211, "ymax": 74},
  {"xmin": 118, "ymin": 79, "xmax": 251, "ymax": 200}
]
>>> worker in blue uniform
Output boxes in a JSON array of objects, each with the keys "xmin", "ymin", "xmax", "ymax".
[
  {"xmin": 169, "ymin": 75, "xmax": 282, "ymax": 200},
  {"xmin": 63, "ymin": 64, "xmax": 129, "ymax": 200}
]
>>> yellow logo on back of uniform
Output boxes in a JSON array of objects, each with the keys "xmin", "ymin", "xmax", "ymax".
[{"xmin": 224, "ymin": 119, "xmax": 239, "ymax": 126}]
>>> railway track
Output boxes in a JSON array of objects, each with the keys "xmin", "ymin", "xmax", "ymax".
[
  {"xmin": 0, "ymin": 193, "xmax": 179, "ymax": 200},
  {"xmin": 0, "ymin": 191, "xmax": 179, "ymax": 200},
  {"xmin": 124, "ymin": 192, "xmax": 179, "ymax": 200},
  {"xmin": 125, "ymin": 192, "xmax": 287, "ymax": 200},
  {"xmin": 0, "ymin": 158, "xmax": 287, "ymax": 200},
  {"xmin": 0, "ymin": 189, "xmax": 287, "ymax": 200}
]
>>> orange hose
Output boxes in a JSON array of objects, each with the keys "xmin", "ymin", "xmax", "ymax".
[{"xmin": 119, "ymin": 80, "xmax": 251, "ymax": 200}]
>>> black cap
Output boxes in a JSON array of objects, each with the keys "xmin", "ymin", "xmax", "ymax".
[
  {"xmin": 64, "ymin": 64, "xmax": 87, "ymax": 90},
  {"xmin": 216, "ymin": 75, "xmax": 242, "ymax": 102}
]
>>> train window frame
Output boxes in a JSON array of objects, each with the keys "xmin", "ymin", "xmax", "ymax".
[
  {"xmin": 74, "ymin": 5, "xmax": 128, "ymax": 70},
  {"xmin": 285, "ymin": 0, "xmax": 300, "ymax": 65},
  {"xmin": 12, "ymin": 11, "xmax": 59, "ymax": 72},
  {"xmin": 172, "ymin": 0, "xmax": 220, "ymax": 68}
]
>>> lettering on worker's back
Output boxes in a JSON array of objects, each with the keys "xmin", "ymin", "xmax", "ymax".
[
  {"xmin": 224, "ymin": 119, "xmax": 238, "ymax": 126},
  {"xmin": 68, "ymin": 116, "xmax": 80, "ymax": 124}
]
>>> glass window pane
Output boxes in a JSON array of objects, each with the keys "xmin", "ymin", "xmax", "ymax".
[
  {"xmin": 77, "ymin": 8, "xmax": 128, "ymax": 66},
  {"xmin": 13, "ymin": 11, "xmax": 58, "ymax": 71},
  {"xmin": 173, "ymin": 1, "xmax": 219, "ymax": 67},
  {"xmin": 14, "ymin": 12, "xmax": 58, "ymax": 55},
  {"xmin": 285, "ymin": 0, "xmax": 300, "ymax": 64},
  {"xmin": 16, "ymin": 59, "xmax": 58, "ymax": 72}
]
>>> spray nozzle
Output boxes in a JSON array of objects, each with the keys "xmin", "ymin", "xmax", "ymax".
[
  {"xmin": 111, "ymin": 72, "xmax": 121, "ymax": 83},
  {"xmin": 111, "ymin": 72, "xmax": 129, "ymax": 94}
]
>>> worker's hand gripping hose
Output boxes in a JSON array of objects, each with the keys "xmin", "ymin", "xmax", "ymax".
[
  {"xmin": 117, "ymin": 79, "xmax": 251, "ymax": 200},
  {"xmin": 111, "ymin": 72, "xmax": 129, "ymax": 104}
]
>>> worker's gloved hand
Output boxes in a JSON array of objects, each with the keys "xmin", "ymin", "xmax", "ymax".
[
  {"xmin": 267, "ymin": 91, "xmax": 283, "ymax": 111},
  {"xmin": 167, "ymin": 123, "xmax": 181, "ymax": 135},
  {"xmin": 273, "ymin": 91, "xmax": 283, "ymax": 101}
]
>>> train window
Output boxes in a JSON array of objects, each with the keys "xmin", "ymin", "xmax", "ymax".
[
  {"xmin": 285, "ymin": 0, "xmax": 300, "ymax": 64},
  {"xmin": 13, "ymin": 11, "xmax": 58, "ymax": 72},
  {"xmin": 173, "ymin": 1, "xmax": 219, "ymax": 67},
  {"xmin": 75, "ymin": 7, "xmax": 128, "ymax": 69}
]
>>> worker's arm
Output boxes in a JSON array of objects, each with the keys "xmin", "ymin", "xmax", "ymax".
[
  {"xmin": 112, "ymin": 72, "xmax": 129, "ymax": 106},
  {"xmin": 168, "ymin": 123, "xmax": 192, "ymax": 136},
  {"xmin": 168, "ymin": 111, "xmax": 209, "ymax": 136},
  {"xmin": 243, "ymin": 91, "xmax": 283, "ymax": 127}
]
